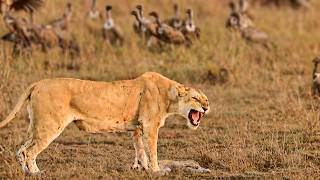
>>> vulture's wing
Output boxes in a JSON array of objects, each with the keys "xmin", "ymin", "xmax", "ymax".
[{"xmin": 10, "ymin": 0, "xmax": 43, "ymax": 12}]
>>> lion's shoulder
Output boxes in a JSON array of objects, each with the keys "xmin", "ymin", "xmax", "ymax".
[
  {"xmin": 140, "ymin": 72, "xmax": 166, "ymax": 79},
  {"xmin": 139, "ymin": 72, "xmax": 177, "ymax": 86}
]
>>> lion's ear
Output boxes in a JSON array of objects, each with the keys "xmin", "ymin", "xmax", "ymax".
[
  {"xmin": 168, "ymin": 86, "xmax": 178, "ymax": 101},
  {"xmin": 168, "ymin": 85, "xmax": 189, "ymax": 100}
]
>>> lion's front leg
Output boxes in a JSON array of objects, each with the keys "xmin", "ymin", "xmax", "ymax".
[
  {"xmin": 132, "ymin": 128, "xmax": 148, "ymax": 170},
  {"xmin": 144, "ymin": 125, "xmax": 160, "ymax": 172}
]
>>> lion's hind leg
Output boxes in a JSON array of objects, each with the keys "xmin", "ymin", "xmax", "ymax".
[
  {"xmin": 16, "ymin": 114, "xmax": 73, "ymax": 174},
  {"xmin": 16, "ymin": 139, "xmax": 34, "ymax": 173},
  {"xmin": 16, "ymin": 139, "xmax": 44, "ymax": 174},
  {"xmin": 16, "ymin": 127, "xmax": 67, "ymax": 174}
]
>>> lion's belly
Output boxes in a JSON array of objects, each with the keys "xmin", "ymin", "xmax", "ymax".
[
  {"xmin": 72, "ymin": 102, "xmax": 141, "ymax": 132},
  {"xmin": 74, "ymin": 117, "xmax": 139, "ymax": 133}
]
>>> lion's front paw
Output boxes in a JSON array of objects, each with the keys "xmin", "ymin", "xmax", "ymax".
[
  {"xmin": 131, "ymin": 162, "xmax": 142, "ymax": 171},
  {"xmin": 131, "ymin": 161, "xmax": 148, "ymax": 171}
]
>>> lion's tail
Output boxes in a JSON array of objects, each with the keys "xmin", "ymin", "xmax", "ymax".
[{"xmin": 0, "ymin": 83, "xmax": 37, "ymax": 128}]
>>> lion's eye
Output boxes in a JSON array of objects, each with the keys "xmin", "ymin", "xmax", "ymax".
[{"xmin": 192, "ymin": 97, "xmax": 198, "ymax": 101}]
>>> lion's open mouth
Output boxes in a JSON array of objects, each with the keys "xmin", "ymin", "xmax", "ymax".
[{"xmin": 188, "ymin": 109, "xmax": 204, "ymax": 126}]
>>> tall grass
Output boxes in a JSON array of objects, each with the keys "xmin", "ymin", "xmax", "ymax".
[{"xmin": 1, "ymin": 0, "xmax": 320, "ymax": 178}]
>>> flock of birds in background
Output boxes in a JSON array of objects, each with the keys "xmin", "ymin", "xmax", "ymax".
[
  {"xmin": 0, "ymin": 0, "xmax": 311, "ymax": 56},
  {"xmin": 0, "ymin": 0, "xmax": 312, "ymax": 55},
  {"xmin": 0, "ymin": 0, "xmax": 203, "ymax": 57},
  {"xmin": 1, "ymin": 0, "xmax": 320, "ymax": 95}
]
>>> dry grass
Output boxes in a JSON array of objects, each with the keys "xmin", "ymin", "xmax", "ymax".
[{"xmin": 1, "ymin": 0, "xmax": 320, "ymax": 179}]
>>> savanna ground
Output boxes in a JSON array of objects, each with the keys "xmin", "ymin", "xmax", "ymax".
[{"xmin": 1, "ymin": 0, "xmax": 320, "ymax": 179}]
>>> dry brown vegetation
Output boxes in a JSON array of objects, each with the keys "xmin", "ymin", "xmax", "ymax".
[{"xmin": 1, "ymin": 0, "xmax": 320, "ymax": 179}]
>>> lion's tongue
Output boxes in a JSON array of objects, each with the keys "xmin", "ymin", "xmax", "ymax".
[{"xmin": 192, "ymin": 111, "xmax": 200, "ymax": 122}]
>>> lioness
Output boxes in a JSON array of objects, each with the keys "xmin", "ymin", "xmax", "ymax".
[{"xmin": 0, "ymin": 72, "xmax": 210, "ymax": 174}]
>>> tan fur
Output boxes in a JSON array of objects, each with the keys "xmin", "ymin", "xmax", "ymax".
[{"xmin": 0, "ymin": 72, "xmax": 210, "ymax": 174}]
